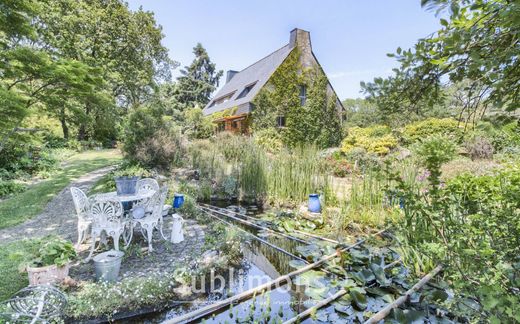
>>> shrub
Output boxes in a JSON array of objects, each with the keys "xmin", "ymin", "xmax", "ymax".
[
  {"xmin": 475, "ymin": 120, "xmax": 520, "ymax": 153},
  {"xmin": 464, "ymin": 136, "xmax": 494, "ymax": 160},
  {"xmin": 134, "ymin": 128, "xmax": 186, "ymax": 170},
  {"xmin": 387, "ymin": 164, "xmax": 520, "ymax": 322},
  {"xmin": 343, "ymin": 147, "xmax": 382, "ymax": 172},
  {"xmin": 254, "ymin": 128, "xmax": 283, "ymax": 154},
  {"xmin": 402, "ymin": 118, "xmax": 463, "ymax": 144},
  {"xmin": 183, "ymin": 107, "xmax": 213, "ymax": 139},
  {"xmin": 341, "ymin": 125, "xmax": 397, "ymax": 155},
  {"xmin": 0, "ymin": 180, "xmax": 26, "ymax": 197},
  {"xmin": 123, "ymin": 104, "xmax": 172, "ymax": 160},
  {"xmin": 412, "ymin": 135, "xmax": 457, "ymax": 187},
  {"xmin": 324, "ymin": 156, "xmax": 352, "ymax": 177},
  {"xmin": 214, "ymin": 132, "xmax": 248, "ymax": 162}
]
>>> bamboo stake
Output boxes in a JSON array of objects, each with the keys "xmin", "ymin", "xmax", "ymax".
[
  {"xmin": 283, "ymin": 253, "xmax": 403, "ymax": 324},
  {"xmin": 294, "ymin": 229, "xmax": 340, "ymax": 244},
  {"xmin": 199, "ymin": 206, "xmax": 309, "ymax": 244},
  {"xmin": 201, "ymin": 203, "xmax": 342, "ymax": 245},
  {"xmin": 163, "ymin": 228, "xmax": 387, "ymax": 324},
  {"xmin": 197, "ymin": 207, "xmax": 306, "ymax": 262},
  {"xmin": 283, "ymin": 289, "xmax": 347, "ymax": 324},
  {"xmin": 364, "ymin": 265, "xmax": 443, "ymax": 324}
]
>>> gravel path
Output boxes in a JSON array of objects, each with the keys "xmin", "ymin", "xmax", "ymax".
[{"xmin": 0, "ymin": 166, "xmax": 115, "ymax": 245}]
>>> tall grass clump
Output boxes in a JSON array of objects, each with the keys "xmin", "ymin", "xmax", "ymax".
[
  {"xmin": 336, "ymin": 171, "xmax": 389, "ymax": 228},
  {"xmin": 266, "ymin": 146, "xmax": 331, "ymax": 205},
  {"xmin": 188, "ymin": 139, "xmax": 226, "ymax": 180},
  {"xmin": 238, "ymin": 139, "xmax": 267, "ymax": 200}
]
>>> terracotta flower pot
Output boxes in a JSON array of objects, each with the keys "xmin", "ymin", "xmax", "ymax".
[{"xmin": 27, "ymin": 263, "xmax": 70, "ymax": 286}]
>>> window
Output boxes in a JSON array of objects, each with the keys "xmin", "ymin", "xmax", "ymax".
[
  {"xmin": 213, "ymin": 92, "xmax": 236, "ymax": 105},
  {"xmin": 276, "ymin": 116, "xmax": 286, "ymax": 128},
  {"xmin": 237, "ymin": 82, "xmax": 257, "ymax": 99},
  {"xmin": 299, "ymin": 85, "xmax": 307, "ymax": 106},
  {"xmin": 217, "ymin": 123, "xmax": 225, "ymax": 132}
]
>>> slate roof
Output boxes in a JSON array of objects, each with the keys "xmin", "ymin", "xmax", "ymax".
[{"xmin": 202, "ymin": 44, "xmax": 294, "ymax": 116}]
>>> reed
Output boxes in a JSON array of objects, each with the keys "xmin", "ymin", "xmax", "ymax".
[{"xmin": 265, "ymin": 146, "xmax": 331, "ymax": 205}]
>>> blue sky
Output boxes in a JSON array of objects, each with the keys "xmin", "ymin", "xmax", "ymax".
[{"xmin": 127, "ymin": 1, "xmax": 441, "ymax": 100}]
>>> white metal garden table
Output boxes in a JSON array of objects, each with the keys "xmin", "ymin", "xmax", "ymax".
[
  {"xmin": 93, "ymin": 190, "xmax": 157, "ymax": 250},
  {"xmin": 96, "ymin": 190, "xmax": 155, "ymax": 204}
]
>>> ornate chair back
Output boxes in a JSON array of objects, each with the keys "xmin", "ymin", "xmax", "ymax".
[
  {"xmin": 89, "ymin": 198, "xmax": 124, "ymax": 228},
  {"xmin": 70, "ymin": 187, "xmax": 90, "ymax": 221},
  {"xmin": 148, "ymin": 186, "xmax": 169, "ymax": 218},
  {"xmin": 137, "ymin": 178, "xmax": 159, "ymax": 193}
]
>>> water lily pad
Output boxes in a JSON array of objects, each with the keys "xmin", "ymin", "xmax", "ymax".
[
  {"xmin": 424, "ymin": 288, "xmax": 449, "ymax": 302},
  {"xmin": 292, "ymin": 270, "xmax": 327, "ymax": 288},
  {"xmin": 305, "ymin": 286, "xmax": 329, "ymax": 300},
  {"xmin": 349, "ymin": 249, "xmax": 370, "ymax": 263},
  {"xmin": 334, "ymin": 303, "xmax": 354, "ymax": 315},
  {"xmin": 314, "ymin": 308, "xmax": 329, "ymax": 322},
  {"xmin": 349, "ymin": 287, "xmax": 367, "ymax": 310},
  {"xmin": 340, "ymin": 278, "xmax": 357, "ymax": 289},
  {"xmin": 282, "ymin": 220, "xmax": 295, "ymax": 232},
  {"xmin": 296, "ymin": 244, "xmax": 322, "ymax": 261},
  {"xmin": 325, "ymin": 264, "xmax": 348, "ymax": 276},
  {"xmin": 288, "ymin": 259, "xmax": 307, "ymax": 269},
  {"xmin": 334, "ymin": 293, "xmax": 352, "ymax": 306},
  {"xmin": 351, "ymin": 269, "xmax": 375, "ymax": 284},
  {"xmin": 388, "ymin": 309, "xmax": 426, "ymax": 323},
  {"xmin": 370, "ymin": 263, "xmax": 391, "ymax": 286}
]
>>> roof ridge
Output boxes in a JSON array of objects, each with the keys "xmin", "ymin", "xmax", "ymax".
[{"xmin": 234, "ymin": 43, "xmax": 292, "ymax": 75}]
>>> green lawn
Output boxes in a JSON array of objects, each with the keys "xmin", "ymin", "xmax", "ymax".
[
  {"xmin": 0, "ymin": 238, "xmax": 42, "ymax": 300},
  {"xmin": 0, "ymin": 149, "xmax": 122, "ymax": 230}
]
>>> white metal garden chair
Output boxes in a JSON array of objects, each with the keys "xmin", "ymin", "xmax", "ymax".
[
  {"xmin": 130, "ymin": 186, "xmax": 169, "ymax": 252},
  {"xmin": 136, "ymin": 178, "xmax": 159, "ymax": 212},
  {"xmin": 70, "ymin": 187, "xmax": 92, "ymax": 248},
  {"xmin": 137, "ymin": 178, "xmax": 159, "ymax": 194},
  {"xmin": 86, "ymin": 197, "xmax": 127, "ymax": 261}
]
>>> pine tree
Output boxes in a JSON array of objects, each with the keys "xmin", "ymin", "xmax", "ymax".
[{"xmin": 174, "ymin": 43, "xmax": 223, "ymax": 109}]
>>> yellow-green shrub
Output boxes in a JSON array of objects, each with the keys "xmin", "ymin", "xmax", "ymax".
[
  {"xmin": 341, "ymin": 125, "xmax": 398, "ymax": 155},
  {"xmin": 402, "ymin": 118, "xmax": 463, "ymax": 144},
  {"xmin": 254, "ymin": 128, "xmax": 283, "ymax": 153}
]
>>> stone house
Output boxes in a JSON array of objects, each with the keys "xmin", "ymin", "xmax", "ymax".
[{"xmin": 202, "ymin": 28, "xmax": 344, "ymax": 134}]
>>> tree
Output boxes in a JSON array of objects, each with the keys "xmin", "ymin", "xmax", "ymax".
[
  {"xmin": 362, "ymin": 0, "xmax": 519, "ymax": 121},
  {"xmin": 174, "ymin": 43, "xmax": 223, "ymax": 109},
  {"xmin": 342, "ymin": 98, "xmax": 383, "ymax": 128},
  {"xmin": 183, "ymin": 106, "xmax": 213, "ymax": 139},
  {"xmin": 0, "ymin": 0, "xmax": 107, "ymax": 151},
  {"xmin": 36, "ymin": 0, "xmax": 174, "ymax": 140}
]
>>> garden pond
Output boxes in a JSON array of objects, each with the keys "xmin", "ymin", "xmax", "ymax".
[{"xmin": 133, "ymin": 203, "xmax": 459, "ymax": 324}]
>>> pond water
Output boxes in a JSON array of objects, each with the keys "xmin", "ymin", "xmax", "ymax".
[
  {"xmin": 136, "ymin": 203, "xmax": 331, "ymax": 324},
  {"xmin": 131, "ymin": 203, "xmax": 453, "ymax": 324}
]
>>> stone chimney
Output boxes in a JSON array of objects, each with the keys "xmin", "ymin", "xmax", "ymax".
[
  {"xmin": 226, "ymin": 70, "xmax": 238, "ymax": 83},
  {"xmin": 289, "ymin": 28, "xmax": 312, "ymax": 50},
  {"xmin": 289, "ymin": 28, "xmax": 313, "ymax": 68}
]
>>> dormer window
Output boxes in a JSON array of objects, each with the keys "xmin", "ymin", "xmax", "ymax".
[
  {"xmin": 213, "ymin": 92, "xmax": 236, "ymax": 106},
  {"xmin": 299, "ymin": 85, "xmax": 307, "ymax": 106},
  {"xmin": 237, "ymin": 82, "xmax": 257, "ymax": 99}
]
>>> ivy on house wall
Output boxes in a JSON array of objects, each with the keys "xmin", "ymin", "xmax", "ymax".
[{"xmin": 251, "ymin": 48, "xmax": 342, "ymax": 148}]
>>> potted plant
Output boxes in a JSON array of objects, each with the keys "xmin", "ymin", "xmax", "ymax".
[
  {"xmin": 114, "ymin": 176, "xmax": 140, "ymax": 195},
  {"xmin": 26, "ymin": 237, "xmax": 77, "ymax": 285}
]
